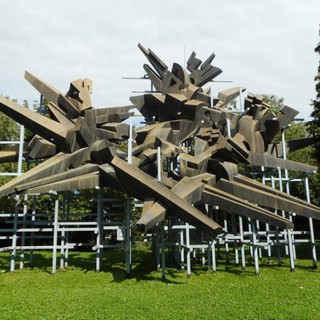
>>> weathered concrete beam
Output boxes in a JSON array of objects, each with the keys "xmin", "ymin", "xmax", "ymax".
[
  {"xmin": 0, "ymin": 148, "xmax": 90, "ymax": 197},
  {"xmin": 25, "ymin": 71, "xmax": 80, "ymax": 118},
  {"xmin": 216, "ymin": 177, "xmax": 320, "ymax": 220},
  {"xmin": 0, "ymin": 96, "xmax": 68, "ymax": 147},
  {"xmin": 136, "ymin": 199, "xmax": 166, "ymax": 232},
  {"xmin": 24, "ymin": 172, "xmax": 99, "ymax": 195},
  {"xmin": 249, "ymin": 152, "xmax": 317, "ymax": 173},
  {"xmin": 203, "ymin": 184, "xmax": 293, "ymax": 229},
  {"xmin": 110, "ymin": 156, "xmax": 222, "ymax": 237},
  {"xmin": 15, "ymin": 163, "xmax": 98, "ymax": 194},
  {"xmin": 171, "ymin": 176, "xmax": 204, "ymax": 204}
]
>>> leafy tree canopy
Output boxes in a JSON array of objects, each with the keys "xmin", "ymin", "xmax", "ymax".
[
  {"xmin": 262, "ymin": 94, "xmax": 285, "ymax": 116},
  {"xmin": 308, "ymin": 26, "xmax": 320, "ymax": 163}
]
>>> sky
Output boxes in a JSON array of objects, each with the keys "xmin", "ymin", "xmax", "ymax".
[{"xmin": 0, "ymin": 0, "xmax": 319, "ymax": 120}]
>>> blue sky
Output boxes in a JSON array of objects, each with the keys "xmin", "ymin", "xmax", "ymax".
[{"xmin": 0, "ymin": 0, "xmax": 319, "ymax": 120}]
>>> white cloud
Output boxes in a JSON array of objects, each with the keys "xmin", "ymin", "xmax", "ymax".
[{"xmin": 0, "ymin": 0, "xmax": 319, "ymax": 119}]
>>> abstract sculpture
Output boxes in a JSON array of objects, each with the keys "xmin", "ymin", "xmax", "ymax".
[{"xmin": 0, "ymin": 43, "xmax": 319, "ymax": 243}]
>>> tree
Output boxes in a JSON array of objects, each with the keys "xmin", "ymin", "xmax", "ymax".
[
  {"xmin": 262, "ymin": 94, "xmax": 285, "ymax": 116},
  {"xmin": 0, "ymin": 96, "xmax": 21, "ymax": 185},
  {"xmin": 308, "ymin": 26, "xmax": 320, "ymax": 163},
  {"xmin": 0, "ymin": 101, "xmax": 21, "ymax": 214},
  {"xmin": 258, "ymin": 95, "xmax": 320, "ymax": 206},
  {"xmin": 305, "ymin": 26, "xmax": 320, "ymax": 212},
  {"xmin": 0, "ymin": 102, "xmax": 20, "ymax": 145}
]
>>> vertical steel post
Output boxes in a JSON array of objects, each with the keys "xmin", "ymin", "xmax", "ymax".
[
  {"xmin": 186, "ymin": 223, "xmax": 191, "ymax": 278},
  {"xmin": 64, "ymin": 196, "xmax": 70, "ymax": 268},
  {"xmin": 96, "ymin": 186, "xmax": 103, "ymax": 271},
  {"xmin": 29, "ymin": 195, "xmax": 36, "ymax": 267},
  {"xmin": 52, "ymin": 195, "xmax": 59, "ymax": 274},
  {"xmin": 281, "ymin": 129, "xmax": 296, "ymax": 259},
  {"xmin": 201, "ymin": 233, "xmax": 206, "ymax": 267},
  {"xmin": 226, "ymin": 118, "xmax": 231, "ymax": 137},
  {"xmin": 10, "ymin": 195, "xmax": 19, "ymax": 272},
  {"xmin": 239, "ymin": 216, "xmax": 246, "ymax": 270},
  {"xmin": 60, "ymin": 228, "xmax": 65, "ymax": 269},
  {"xmin": 211, "ymin": 240, "xmax": 216, "ymax": 272},
  {"xmin": 277, "ymin": 167, "xmax": 289, "ymax": 257},
  {"xmin": 161, "ymin": 222, "xmax": 166, "ymax": 281},
  {"xmin": 223, "ymin": 212, "xmax": 229, "ymax": 263},
  {"xmin": 17, "ymin": 125, "xmax": 24, "ymax": 176},
  {"xmin": 60, "ymin": 194, "xmax": 66, "ymax": 270},
  {"xmin": 275, "ymin": 227, "xmax": 282, "ymax": 266},
  {"xmin": 231, "ymin": 213, "xmax": 239, "ymax": 266},
  {"xmin": 207, "ymin": 243, "xmax": 211, "ymax": 269},
  {"xmin": 156, "ymin": 148, "xmax": 166, "ymax": 279},
  {"xmin": 180, "ymin": 227, "xmax": 185, "ymax": 270},
  {"xmin": 305, "ymin": 176, "xmax": 317, "ymax": 268},
  {"xmin": 287, "ymin": 229, "xmax": 295, "ymax": 272},
  {"xmin": 247, "ymin": 218, "xmax": 253, "ymax": 259},
  {"xmin": 126, "ymin": 195, "xmax": 132, "ymax": 276},
  {"xmin": 125, "ymin": 117, "xmax": 133, "ymax": 277},
  {"xmin": 271, "ymin": 176, "xmax": 282, "ymax": 264},
  {"xmin": 11, "ymin": 125, "xmax": 24, "ymax": 272},
  {"xmin": 261, "ymin": 166, "xmax": 272, "ymax": 261},
  {"xmin": 157, "ymin": 147, "xmax": 161, "ymax": 181},
  {"xmin": 251, "ymin": 220, "xmax": 259, "ymax": 276},
  {"xmin": 154, "ymin": 228, "xmax": 160, "ymax": 272},
  {"xmin": 127, "ymin": 117, "xmax": 133, "ymax": 165},
  {"xmin": 281, "ymin": 129, "xmax": 291, "ymax": 195},
  {"xmin": 239, "ymin": 87, "xmax": 243, "ymax": 114},
  {"xmin": 20, "ymin": 195, "xmax": 28, "ymax": 270}
]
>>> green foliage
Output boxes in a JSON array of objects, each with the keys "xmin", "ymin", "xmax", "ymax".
[
  {"xmin": 309, "ymin": 173, "xmax": 320, "ymax": 208},
  {"xmin": 276, "ymin": 121, "xmax": 320, "ymax": 208},
  {"xmin": 1, "ymin": 247, "xmax": 320, "ymax": 319},
  {"xmin": 308, "ymin": 26, "xmax": 320, "ymax": 163},
  {"xmin": 306, "ymin": 27, "xmax": 320, "ymax": 208},
  {"xmin": 0, "ymin": 99, "xmax": 30, "ymax": 213},
  {"xmin": 34, "ymin": 97, "xmax": 50, "ymax": 116},
  {"xmin": 262, "ymin": 94, "xmax": 285, "ymax": 117},
  {"xmin": 0, "ymin": 112, "xmax": 19, "ymax": 144},
  {"xmin": 242, "ymin": 95, "xmax": 320, "ymax": 209},
  {"xmin": 285, "ymin": 122, "xmax": 315, "ymax": 164},
  {"xmin": 0, "ymin": 98, "xmax": 21, "ymax": 213},
  {"xmin": 118, "ymin": 140, "xmax": 128, "ymax": 153}
]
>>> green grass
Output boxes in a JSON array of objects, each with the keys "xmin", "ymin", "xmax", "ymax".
[{"xmin": 0, "ymin": 244, "xmax": 320, "ymax": 320}]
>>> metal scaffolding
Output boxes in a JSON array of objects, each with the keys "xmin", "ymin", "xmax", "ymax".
[{"xmin": 0, "ymin": 118, "xmax": 318, "ymax": 277}]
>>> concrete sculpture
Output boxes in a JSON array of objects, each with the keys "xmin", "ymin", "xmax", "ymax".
[{"xmin": 0, "ymin": 43, "xmax": 319, "ymax": 241}]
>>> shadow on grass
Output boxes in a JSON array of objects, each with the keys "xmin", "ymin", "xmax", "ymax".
[
  {"xmin": 217, "ymin": 254, "xmax": 319, "ymax": 276},
  {"xmin": 128, "ymin": 252, "xmax": 185, "ymax": 284},
  {"xmin": 0, "ymin": 242, "xmax": 319, "ymax": 281},
  {"xmin": 13, "ymin": 247, "xmax": 186, "ymax": 283},
  {"xmin": 0, "ymin": 251, "xmax": 53, "ymax": 275}
]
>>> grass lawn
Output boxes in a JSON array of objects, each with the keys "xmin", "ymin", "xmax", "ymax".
[{"xmin": 0, "ymin": 243, "xmax": 320, "ymax": 320}]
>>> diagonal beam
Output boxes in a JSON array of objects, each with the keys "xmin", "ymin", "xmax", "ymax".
[
  {"xmin": 136, "ymin": 199, "xmax": 166, "ymax": 232},
  {"xmin": 0, "ymin": 96, "xmax": 68, "ymax": 147},
  {"xmin": 215, "ymin": 178, "xmax": 320, "ymax": 220},
  {"xmin": 171, "ymin": 177, "xmax": 204, "ymax": 204},
  {"xmin": 0, "ymin": 148, "xmax": 90, "ymax": 197},
  {"xmin": 203, "ymin": 184, "xmax": 293, "ymax": 229},
  {"xmin": 48, "ymin": 102, "xmax": 75, "ymax": 130},
  {"xmin": 15, "ymin": 163, "xmax": 99, "ymax": 193},
  {"xmin": 24, "ymin": 172, "xmax": 100, "ymax": 195},
  {"xmin": 25, "ymin": 71, "xmax": 80, "ymax": 118},
  {"xmin": 110, "ymin": 156, "xmax": 222, "ymax": 237},
  {"xmin": 234, "ymin": 174, "xmax": 320, "ymax": 214},
  {"xmin": 249, "ymin": 152, "xmax": 317, "ymax": 173}
]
